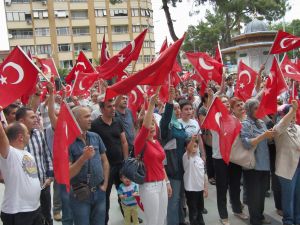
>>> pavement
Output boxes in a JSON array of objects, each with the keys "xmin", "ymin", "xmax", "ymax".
[{"xmin": 0, "ymin": 183, "xmax": 283, "ymax": 225}]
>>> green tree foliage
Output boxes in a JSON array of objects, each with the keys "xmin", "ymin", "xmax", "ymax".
[{"xmin": 182, "ymin": 0, "xmax": 289, "ymax": 53}]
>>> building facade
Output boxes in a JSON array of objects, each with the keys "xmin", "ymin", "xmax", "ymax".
[{"xmin": 4, "ymin": 0, "xmax": 154, "ymax": 71}]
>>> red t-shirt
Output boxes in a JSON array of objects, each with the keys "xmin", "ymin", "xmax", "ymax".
[{"xmin": 134, "ymin": 126, "xmax": 166, "ymax": 182}]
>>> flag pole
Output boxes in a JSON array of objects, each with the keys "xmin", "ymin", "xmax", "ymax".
[
  {"xmin": 292, "ymin": 80, "xmax": 295, "ymax": 99},
  {"xmin": 263, "ymin": 30, "xmax": 279, "ymax": 65},
  {"xmin": 201, "ymin": 96, "xmax": 216, "ymax": 127},
  {"xmin": 131, "ymin": 60, "xmax": 137, "ymax": 74}
]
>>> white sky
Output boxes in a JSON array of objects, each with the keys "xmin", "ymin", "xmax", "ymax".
[{"xmin": 0, "ymin": 0, "xmax": 300, "ymax": 51}]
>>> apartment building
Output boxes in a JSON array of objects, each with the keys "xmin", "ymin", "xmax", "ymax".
[{"xmin": 4, "ymin": 0, "xmax": 155, "ymax": 71}]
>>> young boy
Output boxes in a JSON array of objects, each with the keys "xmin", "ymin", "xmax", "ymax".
[
  {"xmin": 183, "ymin": 135, "xmax": 208, "ymax": 225},
  {"xmin": 117, "ymin": 172, "xmax": 139, "ymax": 225}
]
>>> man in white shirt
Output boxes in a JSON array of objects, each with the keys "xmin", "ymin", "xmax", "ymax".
[{"xmin": 0, "ymin": 120, "xmax": 42, "ymax": 225}]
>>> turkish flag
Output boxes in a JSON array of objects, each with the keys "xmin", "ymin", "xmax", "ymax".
[
  {"xmin": 202, "ymin": 97, "xmax": 242, "ymax": 164},
  {"xmin": 65, "ymin": 51, "xmax": 95, "ymax": 84},
  {"xmin": 129, "ymin": 86, "xmax": 144, "ymax": 121},
  {"xmin": 57, "ymin": 84, "xmax": 72, "ymax": 97},
  {"xmin": 256, "ymin": 58, "xmax": 288, "ymax": 118},
  {"xmin": 0, "ymin": 46, "xmax": 40, "ymax": 108},
  {"xmin": 53, "ymin": 101, "xmax": 82, "ymax": 191},
  {"xmin": 215, "ymin": 42, "xmax": 223, "ymax": 75},
  {"xmin": 280, "ymin": 54, "xmax": 300, "ymax": 81},
  {"xmin": 105, "ymin": 34, "xmax": 185, "ymax": 100},
  {"xmin": 100, "ymin": 35, "xmax": 110, "ymax": 66},
  {"xmin": 159, "ymin": 38, "xmax": 168, "ymax": 54},
  {"xmin": 296, "ymin": 58, "xmax": 300, "ymax": 71},
  {"xmin": 191, "ymin": 73, "xmax": 207, "ymax": 97},
  {"xmin": 97, "ymin": 29, "xmax": 147, "ymax": 80},
  {"xmin": 36, "ymin": 57, "xmax": 59, "ymax": 77},
  {"xmin": 235, "ymin": 60, "xmax": 258, "ymax": 101},
  {"xmin": 186, "ymin": 52, "xmax": 223, "ymax": 84},
  {"xmin": 270, "ymin": 30, "xmax": 300, "ymax": 54},
  {"xmin": 182, "ymin": 71, "xmax": 192, "ymax": 82},
  {"xmin": 71, "ymin": 72, "xmax": 100, "ymax": 96}
]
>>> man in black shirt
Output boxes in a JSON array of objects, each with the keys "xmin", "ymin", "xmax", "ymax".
[{"xmin": 91, "ymin": 99, "xmax": 128, "ymax": 225}]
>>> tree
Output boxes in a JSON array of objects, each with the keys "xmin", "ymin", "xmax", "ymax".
[{"xmin": 181, "ymin": 0, "xmax": 289, "ymax": 53}]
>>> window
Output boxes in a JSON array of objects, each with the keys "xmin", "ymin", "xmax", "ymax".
[
  {"xmin": 137, "ymin": 56, "xmax": 143, "ymax": 64},
  {"xmin": 95, "ymin": 9, "xmax": 107, "ymax": 17},
  {"xmin": 144, "ymin": 41, "xmax": 154, "ymax": 48},
  {"xmin": 60, "ymin": 60, "xmax": 73, "ymax": 69},
  {"xmin": 96, "ymin": 26, "xmax": 107, "ymax": 34},
  {"xmin": 131, "ymin": 8, "xmax": 139, "ymax": 17},
  {"xmin": 112, "ymin": 42, "xmax": 128, "ymax": 51},
  {"xmin": 58, "ymin": 44, "xmax": 71, "ymax": 52},
  {"xmin": 11, "ymin": 0, "xmax": 30, "ymax": 2},
  {"xmin": 6, "ymin": 11, "xmax": 30, "ymax": 22},
  {"xmin": 71, "ymin": 10, "xmax": 88, "ymax": 19},
  {"xmin": 56, "ymin": 27, "xmax": 70, "ymax": 36},
  {"xmin": 71, "ymin": 0, "xmax": 87, "ymax": 2},
  {"xmin": 110, "ymin": 9, "xmax": 127, "ymax": 17},
  {"xmin": 35, "ymin": 28, "xmax": 50, "ymax": 36},
  {"xmin": 72, "ymin": 27, "xmax": 89, "ymax": 36},
  {"xmin": 36, "ymin": 45, "xmax": 51, "ymax": 54},
  {"xmin": 54, "ymin": 10, "xmax": 68, "ymax": 18},
  {"xmin": 33, "ymin": 10, "xmax": 48, "ymax": 19},
  {"xmin": 144, "ymin": 55, "xmax": 152, "ymax": 63},
  {"xmin": 20, "ymin": 45, "xmax": 35, "ymax": 54},
  {"xmin": 140, "ymin": 9, "xmax": 152, "ymax": 17},
  {"xmin": 74, "ymin": 43, "xmax": 91, "ymax": 51},
  {"xmin": 112, "ymin": 25, "xmax": 128, "ymax": 34},
  {"xmin": 132, "ymin": 25, "xmax": 141, "ymax": 33},
  {"xmin": 9, "ymin": 29, "xmax": 33, "ymax": 39}
]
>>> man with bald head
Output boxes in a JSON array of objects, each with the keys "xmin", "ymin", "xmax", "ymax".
[
  {"xmin": 69, "ymin": 106, "xmax": 109, "ymax": 225},
  {"xmin": 0, "ymin": 120, "xmax": 42, "ymax": 225}
]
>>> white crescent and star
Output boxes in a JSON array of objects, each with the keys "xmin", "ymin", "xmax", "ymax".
[
  {"xmin": 199, "ymin": 57, "xmax": 214, "ymax": 71},
  {"xmin": 280, "ymin": 38, "xmax": 297, "ymax": 49},
  {"xmin": 215, "ymin": 112, "xmax": 222, "ymax": 128},
  {"xmin": 79, "ymin": 76, "xmax": 87, "ymax": 91},
  {"xmin": 285, "ymin": 65, "xmax": 300, "ymax": 75},
  {"xmin": 76, "ymin": 62, "xmax": 86, "ymax": 70},
  {"xmin": 118, "ymin": 54, "xmax": 125, "ymax": 63},
  {"xmin": 131, "ymin": 90, "xmax": 137, "ymax": 104},
  {"xmin": 239, "ymin": 70, "xmax": 251, "ymax": 84},
  {"xmin": 1, "ymin": 62, "xmax": 25, "ymax": 85},
  {"xmin": 43, "ymin": 64, "xmax": 51, "ymax": 74}
]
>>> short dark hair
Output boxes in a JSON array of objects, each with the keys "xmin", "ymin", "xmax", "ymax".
[
  {"xmin": 5, "ymin": 122, "xmax": 26, "ymax": 142},
  {"xmin": 3, "ymin": 103, "xmax": 19, "ymax": 116},
  {"xmin": 99, "ymin": 99, "xmax": 114, "ymax": 109},
  {"xmin": 184, "ymin": 137, "xmax": 199, "ymax": 148},
  {"xmin": 15, "ymin": 107, "xmax": 33, "ymax": 121},
  {"xmin": 179, "ymin": 99, "xmax": 193, "ymax": 110}
]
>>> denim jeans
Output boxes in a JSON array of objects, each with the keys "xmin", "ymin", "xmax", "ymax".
[
  {"xmin": 167, "ymin": 179, "xmax": 184, "ymax": 225},
  {"xmin": 58, "ymin": 184, "xmax": 73, "ymax": 225},
  {"xmin": 278, "ymin": 168, "xmax": 300, "ymax": 225},
  {"xmin": 53, "ymin": 181, "xmax": 62, "ymax": 214},
  {"xmin": 70, "ymin": 188, "xmax": 106, "ymax": 225}
]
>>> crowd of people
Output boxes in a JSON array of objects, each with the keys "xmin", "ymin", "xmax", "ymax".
[{"xmin": 0, "ymin": 62, "xmax": 299, "ymax": 225}]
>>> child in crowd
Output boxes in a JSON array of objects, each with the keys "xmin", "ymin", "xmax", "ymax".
[
  {"xmin": 183, "ymin": 135, "xmax": 208, "ymax": 225},
  {"xmin": 117, "ymin": 172, "xmax": 139, "ymax": 225}
]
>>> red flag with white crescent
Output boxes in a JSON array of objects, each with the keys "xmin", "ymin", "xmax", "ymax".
[
  {"xmin": 280, "ymin": 54, "xmax": 300, "ymax": 81},
  {"xmin": 71, "ymin": 72, "xmax": 100, "ymax": 96},
  {"xmin": 0, "ymin": 46, "xmax": 40, "ymax": 108},
  {"xmin": 65, "ymin": 51, "xmax": 95, "ymax": 84},
  {"xmin": 36, "ymin": 57, "xmax": 59, "ymax": 77},
  {"xmin": 270, "ymin": 30, "xmax": 300, "ymax": 54},
  {"xmin": 235, "ymin": 60, "xmax": 258, "ymax": 102},
  {"xmin": 100, "ymin": 35, "xmax": 110, "ymax": 66},
  {"xmin": 186, "ymin": 52, "xmax": 223, "ymax": 84}
]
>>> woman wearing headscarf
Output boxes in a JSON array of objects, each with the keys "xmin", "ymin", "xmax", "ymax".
[
  {"xmin": 273, "ymin": 100, "xmax": 300, "ymax": 225},
  {"xmin": 160, "ymin": 86, "xmax": 188, "ymax": 225},
  {"xmin": 240, "ymin": 99, "xmax": 275, "ymax": 225}
]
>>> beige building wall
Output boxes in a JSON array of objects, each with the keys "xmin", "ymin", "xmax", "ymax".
[{"xmin": 5, "ymin": 0, "xmax": 155, "ymax": 72}]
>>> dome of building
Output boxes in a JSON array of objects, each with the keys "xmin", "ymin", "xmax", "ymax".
[{"xmin": 244, "ymin": 19, "xmax": 269, "ymax": 34}]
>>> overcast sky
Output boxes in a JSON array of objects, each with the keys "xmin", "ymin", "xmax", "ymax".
[{"xmin": 0, "ymin": 0, "xmax": 300, "ymax": 51}]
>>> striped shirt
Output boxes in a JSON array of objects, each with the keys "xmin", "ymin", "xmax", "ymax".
[{"xmin": 25, "ymin": 129, "xmax": 53, "ymax": 186}]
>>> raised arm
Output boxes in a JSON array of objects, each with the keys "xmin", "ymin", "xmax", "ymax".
[
  {"xmin": 143, "ymin": 90, "xmax": 159, "ymax": 129},
  {"xmin": 0, "ymin": 109, "xmax": 9, "ymax": 158},
  {"xmin": 160, "ymin": 86, "xmax": 175, "ymax": 140},
  {"xmin": 47, "ymin": 82, "xmax": 58, "ymax": 129},
  {"xmin": 255, "ymin": 64, "xmax": 264, "ymax": 94}
]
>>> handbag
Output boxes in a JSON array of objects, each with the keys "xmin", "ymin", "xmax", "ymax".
[
  {"xmin": 230, "ymin": 125, "xmax": 257, "ymax": 170},
  {"xmin": 122, "ymin": 145, "xmax": 146, "ymax": 185}
]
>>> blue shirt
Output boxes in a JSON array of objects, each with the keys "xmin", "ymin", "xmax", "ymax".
[
  {"xmin": 117, "ymin": 182, "xmax": 138, "ymax": 206},
  {"xmin": 240, "ymin": 118, "xmax": 270, "ymax": 171},
  {"xmin": 69, "ymin": 132, "xmax": 106, "ymax": 187}
]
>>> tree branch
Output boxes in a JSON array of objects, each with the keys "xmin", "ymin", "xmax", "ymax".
[{"xmin": 162, "ymin": 0, "xmax": 179, "ymax": 41}]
